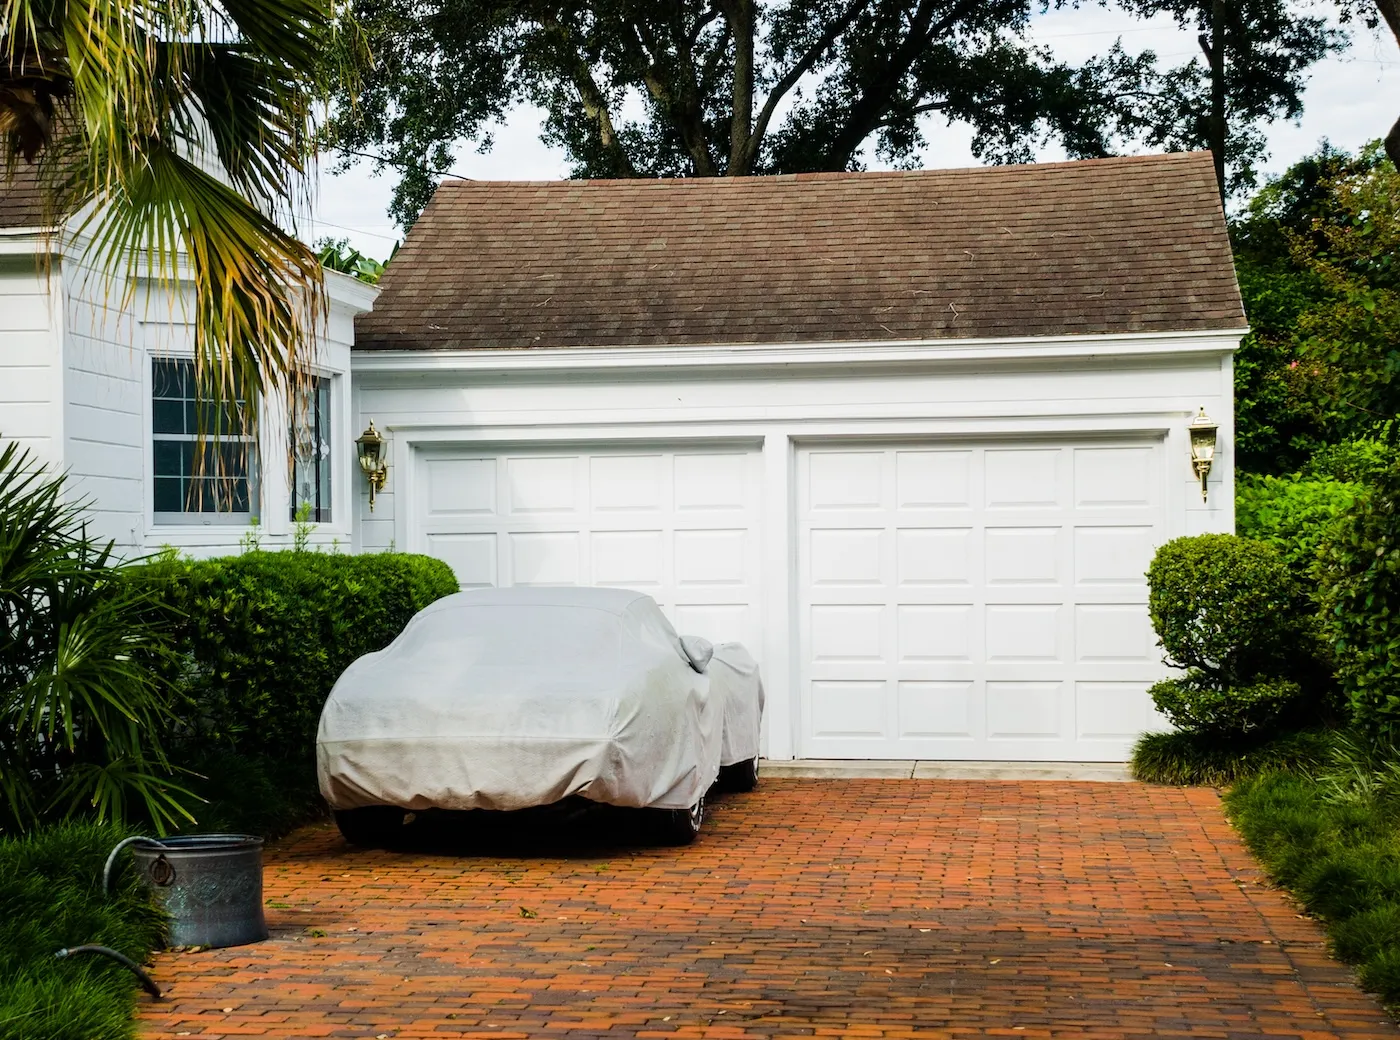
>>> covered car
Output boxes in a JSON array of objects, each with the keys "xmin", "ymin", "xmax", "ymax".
[{"xmin": 316, "ymin": 586, "xmax": 764, "ymax": 846}]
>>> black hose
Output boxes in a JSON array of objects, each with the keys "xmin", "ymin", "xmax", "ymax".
[{"xmin": 54, "ymin": 945, "xmax": 162, "ymax": 999}]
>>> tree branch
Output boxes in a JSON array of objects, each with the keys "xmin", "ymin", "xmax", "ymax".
[
  {"xmin": 622, "ymin": 15, "xmax": 717, "ymax": 176},
  {"xmin": 741, "ymin": 0, "xmax": 867, "ymax": 172},
  {"xmin": 538, "ymin": 13, "xmax": 637, "ymax": 177}
]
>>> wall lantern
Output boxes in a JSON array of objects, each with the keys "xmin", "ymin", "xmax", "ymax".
[
  {"xmin": 355, "ymin": 420, "xmax": 388, "ymax": 511},
  {"xmin": 1188, "ymin": 407, "xmax": 1218, "ymax": 503}
]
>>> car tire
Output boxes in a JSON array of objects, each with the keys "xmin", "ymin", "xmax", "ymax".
[
  {"xmin": 650, "ymin": 796, "xmax": 704, "ymax": 846},
  {"xmin": 334, "ymin": 806, "xmax": 406, "ymax": 848},
  {"xmin": 718, "ymin": 756, "xmax": 759, "ymax": 793}
]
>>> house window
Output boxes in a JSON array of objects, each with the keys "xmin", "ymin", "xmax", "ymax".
[
  {"xmin": 290, "ymin": 376, "xmax": 332, "ymax": 522},
  {"xmin": 152, "ymin": 358, "xmax": 257, "ymax": 521}
]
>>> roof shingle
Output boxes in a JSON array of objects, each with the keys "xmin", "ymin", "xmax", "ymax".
[
  {"xmin": 0, "ymin": 161, "xmax": 53, "ymax": 230},
  {"xmin": 355, "ymin": 152, "xmax": 1246, "ymax": 351}
]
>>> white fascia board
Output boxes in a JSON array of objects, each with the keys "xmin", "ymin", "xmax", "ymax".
[
  {"xmin": 323, "ymin": 269, "xmax": 379, "ymax": 313},
  {"xmin": 0, "ymin": 229, "xmax": 56, "ymax": 255},
  {"xmin": 351, "ymin": 327, "xmax": 1248, "ymax": 375}
]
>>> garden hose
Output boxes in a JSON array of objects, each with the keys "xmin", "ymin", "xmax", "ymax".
[
  {"xmin": 54, "ymin": 945, "xmax": 162, "ymax": 999},
  {"xmin": 102, "ymin": 835, "xmax": 168, "ymax": 895}
]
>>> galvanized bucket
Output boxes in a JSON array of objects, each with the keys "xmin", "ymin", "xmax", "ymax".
[{"xmin": 132, "ymin": 835, "xmax": 268, "ymax": 949}]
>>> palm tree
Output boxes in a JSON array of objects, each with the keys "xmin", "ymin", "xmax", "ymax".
[{"xmin": 1, "ymin": 0, "xmax": 348, "ymax": 410}]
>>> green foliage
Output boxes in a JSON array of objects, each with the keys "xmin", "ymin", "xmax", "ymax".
[
  {"xmin": 135, "ymin": 550, "xmax": 459, "ymax": 764},
  {"xmin": 1304, "ymin": 438, "xmax": 1396, "ymax": 484},
  {"xmin": 1147, "ymin": 534, "xmax": 1309, "ymax": 682},
  {"xmin": 1317, "ymin": 464, "xmax": 1400, "ymax": 734},
  {"xmin": 0, "ymin": 444, "xmax": 193, "ymax": 835},
  {"xmin": 178, "ymin": 750, "xmax": 323, "ymax": 839},
  {"xmin": 1130, "ymin": 727, "xmax": 1337, "ymax": 786},
  {"xmin": 1148, "ymin": 673, "xmax": 1304, "ymax": 737},
  {"xmin": 313, "ymin": 237, "xmax": 392, "ymax": 285},
  {"xmin": 1146, "ymin": 534, "xmax": 1322, "ymax": 736},
  {"xmin": 1235, "ymin": 472, "xmax": 1359, "ymax": 573},
  {"xmin": 1225, "ymin": 734, "xmax": 1400, "ymax": 1005},
  {"xmin": 1230, "ymin": 144, "xmax": 1399, "ymax": 473},
  {"xmin": 0, "ymin": 821, "xmax": 165, "ymax": 1040}
]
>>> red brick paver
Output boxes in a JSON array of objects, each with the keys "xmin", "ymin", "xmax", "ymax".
[{"xmin": 139, "ymin": 781, "xmax": 1396, "ymax": 1039}]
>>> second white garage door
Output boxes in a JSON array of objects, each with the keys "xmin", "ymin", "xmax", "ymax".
[
  {"xmin": 798, "ymin": 438, "xmax": 1168, "ymax": 761},
  {"xmin": 414, "ymin": 444, "xmax": 764, "ymax": 650}
]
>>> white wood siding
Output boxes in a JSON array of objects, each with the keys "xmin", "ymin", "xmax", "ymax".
[{"xmin": 0, "ymin": 256, "xmax": 63, "ymax": 469}]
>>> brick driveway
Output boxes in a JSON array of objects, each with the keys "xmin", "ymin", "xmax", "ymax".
[{"xmin": 140, "ymin": 780, "xmax": 1396, "ymax": 1039}]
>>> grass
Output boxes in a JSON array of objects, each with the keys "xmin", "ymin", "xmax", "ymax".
[
  {"xmin": 0, "ymin": 822, "xmax": 165, "ymax": 1040},
  {"xmin": 1130, "ymin": 727, "xmax": 1339, "ymax": 786},
  {"xmin": 1226, "ymin": 764, "xmax": 1400, "ymax": 1004}
]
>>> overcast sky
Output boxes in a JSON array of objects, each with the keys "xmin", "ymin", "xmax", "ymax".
[{"xmin": 304, "ymin": 6, "xmax": 1400, "ymax": 258}]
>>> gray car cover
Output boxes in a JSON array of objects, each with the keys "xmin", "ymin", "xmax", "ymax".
[{"xmin": 317, "ymin": 587, "xmax": 755, "ymax": 813}]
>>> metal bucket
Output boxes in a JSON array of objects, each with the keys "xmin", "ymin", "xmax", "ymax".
[{"xmin": 132, "ymin": 834, "xmax": 267, "ymax": 949}]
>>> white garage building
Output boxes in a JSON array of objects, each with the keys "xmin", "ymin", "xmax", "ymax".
[{"xmin": 351, "ymin": 152, "xmax": 1247, "ymax": 764}]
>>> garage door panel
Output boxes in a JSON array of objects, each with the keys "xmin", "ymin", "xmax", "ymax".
[
  {"xmin": 896, "ymin": 450, "xmax": 973, "ymax": 509},
  {"xmin": 896, "ymin": 527, "xmax": 974, "ymax": 585},
  {"xmin": 984, "ymin": 527, "xmax": 1062, "ymax": 586},
  {"xmin": 811, "ymin": 680, "xmax": 888, "ymax": 739},
  {"xmin": 591, "ymin": 530, "xmax": 664, "ymax": 586},
  {"xmin": 674, "ymin": 529, "xmax": 748, "ymax": 586},
  {"xmin": 806, "ymin": 450, "xmax": 885, "ymax": 511},
  {"xmin": 590, "ymin": 454, "xmax": 665, "ymax": 512},
  {"xmin": 898, "ymin": 680, "xmax": 977, "ymax": 740},
  {"xmin": 425, "ymin": 532, "xmax": 497, "ymax": 588},
  {"xmin": 1074, "ymin": 446, "xmax": 1157, "ymax": 508},
  {"xmin": 424, "ymin": 457, "xmax": 497, "ymax": 516},
  {"xmin": 673, "ymin": 453, "xmax": 751, "ymax": 511},
  {"xmin": 985, "ymin": 448, "xmax": 1064, "ymax": 509},
  {"xmin": 986, "ymin": 681, "xmax": 1068, "ymax": 739},
  {"xmin": 506, "ymin": 456, "xmax": 581, "ymax": 515},
  {"xmin": 670, "ymin": 602, "xmax": 753, "ymax": 645},
  {"xmin": 800, "ymin": 437, "xmax": 1165, "ymax": 761},
  {"xmin": 897, "ymin": 604, "xmax": 974, "ymax": 662},
  {"xmin": 508, "ymin": 531, "xmax": 581, "ymax": 585}
]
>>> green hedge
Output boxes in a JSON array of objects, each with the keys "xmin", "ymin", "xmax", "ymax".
[
  {"xmin": 0, "ymin": 822, "xmax": 165, "ymax": 1039},
  {"xmin": 1317, "ymin": 466, "xmax": 1400, "ymax": 734},
  {"xmin": 136, "ymin": 551, "xmax": 459, "ymax": 765},
  {"xmin": 1236, "ymin": 472, "xmax": 1359, "ymax": 575}
]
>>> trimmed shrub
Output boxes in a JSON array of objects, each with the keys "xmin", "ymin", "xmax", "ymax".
[
  {"xmin": 1235, "ymin": 472, "xmax": 1359, "ymax": 575},
  {"xmin": 1148, "ymin": 673, "xmax": 1303, "ymax": 736},
  {"xmin": 1304, "ymin": 438, "xmax": 1395, "ymax": 484},
  {"xmin": 135, "ymin": 551, "xmax": 459, "ymax": 764},
  {"xmin": 1317, "ymin": 465, "xmax": 1400, "ymax": 734},
  {"xmin": 1145, "ymin": 534, "xmax": 1320, "ymax": 737},
  {"xmin": 1147, "ymin": 534, "xmax": 1310, "ymax": 683}
]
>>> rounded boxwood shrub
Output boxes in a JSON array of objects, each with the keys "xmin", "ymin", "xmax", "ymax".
[
  {"xmin": 1317, "ymin": 464, "xmax": 1400, "ymax": 734},
  {"xmin": 1146, "ymin": 534, "xmax": 1319, "ymax": 736},
  {"xmin": 1147, "ymin": 534, "xmax": 1310, "ymax": 683}
]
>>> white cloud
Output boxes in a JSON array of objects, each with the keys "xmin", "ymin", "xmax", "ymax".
[{"xmin": 308, "ymin": 10, "xmax": 1399, "ymax": 257}]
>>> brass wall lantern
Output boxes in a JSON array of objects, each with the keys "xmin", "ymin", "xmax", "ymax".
[
  {"xmin": 355, "ymin": 420, "xmax": 388, "ymax": 511},
  {"xmin": 1188, "ymin": 408, "xmax": 1218, "ymax": 503}
]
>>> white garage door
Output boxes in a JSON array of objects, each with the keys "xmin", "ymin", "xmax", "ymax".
[
  {"xmin": 415, "ymin": 445, "xmax": 764, "ymax": 650},
  {"xmin": 798, "ymin": 439, "xmax": 1166, "ymax": 761}
]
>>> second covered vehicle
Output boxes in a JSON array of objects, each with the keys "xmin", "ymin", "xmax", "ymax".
[{"xmin": 317, "ymin": 586, "xmax": 763, "ymax": 847}]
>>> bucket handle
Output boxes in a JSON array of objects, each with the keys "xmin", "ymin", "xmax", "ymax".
[{"xmin": 102, "ymin": 836, "xmax": 170, "ymax": 896}]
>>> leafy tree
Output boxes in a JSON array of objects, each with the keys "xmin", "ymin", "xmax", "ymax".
[
  {"xmin": 1337, "ymin": 0, "xmax": 1400, "ymax": 167},
  {"xmin": 1118, "ymin": 0, "xmax": 1345, "ymax": 199},
  {"xmin": 1, "ymin": 0, "xmax": 352, "ymax": 415},
  {"xmin": 1230, "ymin": 143, "xmax": 1393, "ymax": 473},
  {"xmin": 330, "ymin": 0, "xmax": 1163, "ymax": 226}
]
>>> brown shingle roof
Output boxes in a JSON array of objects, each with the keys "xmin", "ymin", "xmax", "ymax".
[
  {"xmin": 356, "ymin": 152, "xmax": 1246, "ymax": 352},
  {"xmin": 0, "ymin": 161, "xmax": 53, "ymax": 229}
]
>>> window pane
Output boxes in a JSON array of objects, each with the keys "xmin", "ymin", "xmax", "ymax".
[
  {"xmin": 152, "ymin": 400, "xmax": 185, "ymax": 436},
  {"xmin": 153, "ymin": 477, "xmax": 183, "ymax": 513},
  {"xmin": 289, "ymin": 375, "xmax": 331, "ymax": 523}
]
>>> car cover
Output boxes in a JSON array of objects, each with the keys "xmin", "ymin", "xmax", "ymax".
[{"xmin": 316, "ymin": 588, "xmax": 724, "ymax": 813}]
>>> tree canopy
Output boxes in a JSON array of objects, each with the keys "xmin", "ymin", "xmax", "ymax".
[{"xmin": 329, "ymin": 0, "xmax": 1354, "ymax": 225}]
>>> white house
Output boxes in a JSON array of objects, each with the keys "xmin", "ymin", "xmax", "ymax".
[
  {"xmin": 1, "ymin": 150, "xmax": 1246, "ymax": 764},
  {"xmin": 0, "ymin": 163, "xmax": 378, "ymax": 556}
]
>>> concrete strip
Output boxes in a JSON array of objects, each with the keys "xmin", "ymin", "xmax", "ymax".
[
  {"xmin": 761, "ymin": 759, "xmax": 917, "ymax": 779},
  {"xmin": 912, "ymin": 761, "xmax": 1134, "ymax": 782},
  {"xmin": 759, "ymin": 760, "xmax": 1134, "ymax": 781}
]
